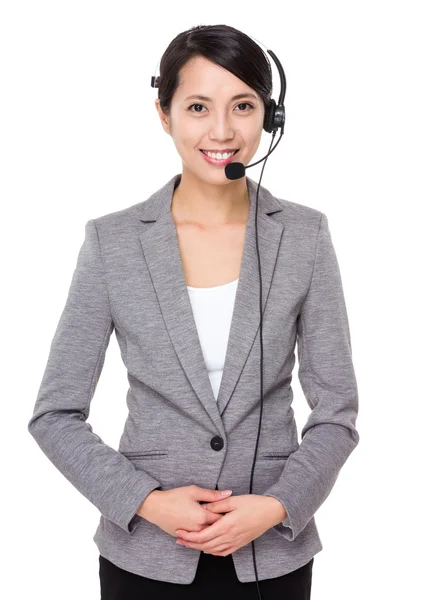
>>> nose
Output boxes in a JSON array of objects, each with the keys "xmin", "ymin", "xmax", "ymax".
[{"xmin": 208, "ymin": 111, "xmax": 236, "ymax": 140}]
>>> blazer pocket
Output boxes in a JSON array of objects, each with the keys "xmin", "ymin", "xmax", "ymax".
[
  {"xmin": 121, "ymin": 450, "xmax": 169, "ymax": 460},
  {"xmin": 260, "ymin": 452, "xmax": 291, "ymax": 460}
]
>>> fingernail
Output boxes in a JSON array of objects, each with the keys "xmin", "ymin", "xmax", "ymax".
[{"xmin": 220, "ymin": 490, "xmax": 232, "ymax": 496}]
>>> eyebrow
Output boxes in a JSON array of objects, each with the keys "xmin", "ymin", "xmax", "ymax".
[{"xmin": 184, "ymin": 93, "xmax": 258, "ymax": 102}]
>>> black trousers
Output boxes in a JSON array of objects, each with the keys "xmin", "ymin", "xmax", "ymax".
[{"xmin": 99, "ymin": 551, "xmax": 314, "ymax": 599}]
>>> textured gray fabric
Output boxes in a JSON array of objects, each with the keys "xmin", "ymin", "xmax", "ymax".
[{"xmin": 28, "ymin": 172, "xmax": 359, "ymax": 584}]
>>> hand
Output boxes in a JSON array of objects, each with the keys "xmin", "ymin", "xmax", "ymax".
[
  {"xmin": 138, "ymin": 485, "xmax": 233, "ymax": 538},
  {"xmin": 175, "ymin": 494, "xmax": 286, "ymax": 556}
]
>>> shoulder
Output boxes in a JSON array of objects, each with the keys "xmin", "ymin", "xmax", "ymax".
[
  {"xmin": 269, "ymin": 192, "xmax": 325, "ymax": 240},
  {"xmin": 84, "ymin": 194, "xmax": 154, "ymax": 247},
  {"xmin": 90, "ymin": 201, "xmax": 144, "ymax": 229},
  {"xmin": 273, "ymin": 192, "xmax": 323, "ymax": 220}
]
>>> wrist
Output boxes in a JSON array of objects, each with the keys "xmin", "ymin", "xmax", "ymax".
[
  {"xmin": 264, "ymin": 495, "xmax": 287, "ymax": 527},
  {"xmin": 137, "ymin": 489, "xmax": 162, "ymax": 522}
]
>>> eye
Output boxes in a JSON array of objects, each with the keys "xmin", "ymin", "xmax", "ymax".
[
  {"xmin": 187, "ymin": 102, "xmax": 255, "ymax": 113},
  {"xmin": 236, "ymin": 103, "xmax": 254, "ymax": 112},
  {"xmin": 188, "ymin": 103, "xmax": 206, "ymax": 113}
]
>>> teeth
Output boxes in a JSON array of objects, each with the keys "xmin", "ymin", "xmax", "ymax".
[{"xmin": 203, "ymin": 150, "xmax": 236, "ymax": 160}]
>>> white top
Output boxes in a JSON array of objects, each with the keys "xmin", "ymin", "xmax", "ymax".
[{"xmin": 186, "ymin": 278, "xmax": 239, "ymax": 401}]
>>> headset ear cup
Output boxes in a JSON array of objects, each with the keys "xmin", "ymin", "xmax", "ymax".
[{"xmin": 263, "ymin": 99, "xmax": 276, "ymax": 133}]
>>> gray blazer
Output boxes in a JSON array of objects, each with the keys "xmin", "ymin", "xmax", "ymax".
[{"xmin": 28, "ymin": 172, "xmax": 359, "ymax": 584}]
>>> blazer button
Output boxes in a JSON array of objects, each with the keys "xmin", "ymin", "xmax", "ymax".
[{"xmin": 210, "ymin": 436, "xmax": 224, "ymax": 451}]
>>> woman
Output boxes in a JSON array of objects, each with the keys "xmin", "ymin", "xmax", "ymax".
[{"xmin": 28, "ymin": 24, "xmax": 359, "ymax": 600}]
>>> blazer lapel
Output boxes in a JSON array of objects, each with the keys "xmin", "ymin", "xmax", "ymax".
[{"xmin": 138, "ymin": 173, "xmax": 284, "ymax": 435}]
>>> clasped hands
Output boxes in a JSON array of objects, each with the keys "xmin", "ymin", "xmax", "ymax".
[{"xmin": 175, "ymin": 491, "xmax": 286, "ymax": 557}]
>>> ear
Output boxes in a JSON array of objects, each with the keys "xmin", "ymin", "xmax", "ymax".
[{"xmin": 155, "ymin": 99, "xmax": 170, "ymax": 135}]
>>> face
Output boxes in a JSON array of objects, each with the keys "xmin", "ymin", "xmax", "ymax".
[{"xmin": 155, "ymin": 55, "xmax": 265, "ymax": 185}]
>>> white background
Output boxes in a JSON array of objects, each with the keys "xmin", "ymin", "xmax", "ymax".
[{"xmin": 2, "ymin": 1, "xmax": 421, "ymax": 598}]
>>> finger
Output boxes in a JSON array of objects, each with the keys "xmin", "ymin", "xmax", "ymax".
[
  {"xmin": 203, "ymin": 509, "xmax": 222, "ymax": 525},
  {"xmin": 202, "ymin": 498, "xmax": 232, "ymax": 512},
  {"xmin": 210, "ymin": 543, "xmax": 233, "ymax": 555},
  {"xmin": 181, "ymin": 537, "xmax": 228, "ymax": 552},
  {"xmin": 176, "ymin": 519, "xmax": 223, "ymax": 543},
  {"xmin": 193, "ymin": 486, "xmax": 232, "ymax": 503},
  {"xmin": 175, "ymin": 509, "xmax": 223, "ymax": 539}
]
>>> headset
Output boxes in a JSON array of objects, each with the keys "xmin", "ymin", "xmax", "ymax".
[{"xmin": 151, "ymin": 34, "xmax": 286, "ymax": 600}]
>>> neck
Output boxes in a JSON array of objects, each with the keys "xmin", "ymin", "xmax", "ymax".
[{"xmin": 171, "ymin": 171, "xmax": 250, "ymax": 228}]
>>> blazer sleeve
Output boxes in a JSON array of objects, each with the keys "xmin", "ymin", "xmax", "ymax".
[
  {"xmin": 27, "ymin": 219, "xmax": 162, "ymax": 535},
  {"xmin": 262, "ymin": 212, "xmax": 360, "ymax": 541}
]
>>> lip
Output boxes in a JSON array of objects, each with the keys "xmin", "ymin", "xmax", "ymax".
[
  {"xmin": 200, "ymin": 149, "xmax": 239, "ymax": 167},
  {"xmin": 201, "ymin": 148, "xmax": 239, "ymax": 153}
]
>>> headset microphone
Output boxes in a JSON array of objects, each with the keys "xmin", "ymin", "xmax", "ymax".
[
  {"xmin": 224, "ymin": 126, "xmax": 282, "ymax": 180},
  {"xmin": 152, "ymin": 35, "xmax": 287, "ymax": 600}
]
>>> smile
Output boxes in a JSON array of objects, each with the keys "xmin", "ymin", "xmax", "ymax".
[{"xmin": 200, "ymin": 149, "xmax": 239, "ymax": 166}]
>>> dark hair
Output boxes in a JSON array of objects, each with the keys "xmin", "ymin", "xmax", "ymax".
[{"xmin": 156, "ymin": 24, "xmax": 273, "ymax": 120}]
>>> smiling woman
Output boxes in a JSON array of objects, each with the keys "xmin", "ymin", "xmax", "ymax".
[
  {"xmin": 100, "ymin": 23, "xmax": 315, "ymax": 599},
  {"xmin": 27, "ymin": 20, "xmax": 359, "ymax": 600}
]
